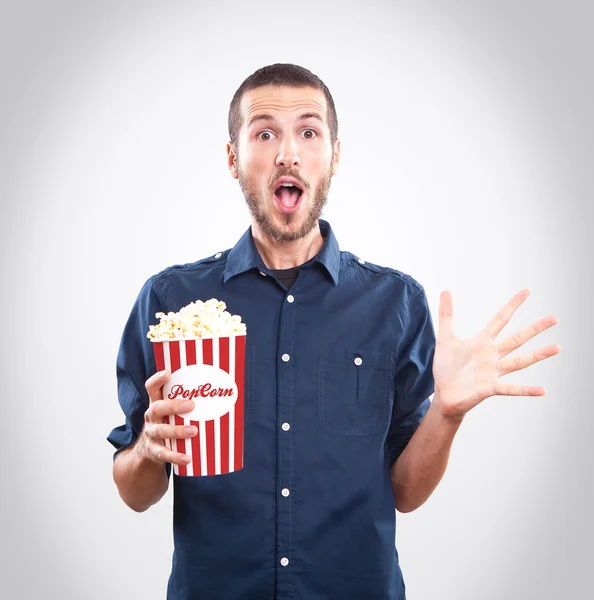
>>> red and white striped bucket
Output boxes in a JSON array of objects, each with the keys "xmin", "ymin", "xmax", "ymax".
[{"xmin": 152, "ymin": 334, "xmax": 246, "ymax": 476}]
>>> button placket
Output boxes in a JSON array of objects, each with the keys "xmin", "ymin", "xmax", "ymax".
[{"xmin": 277, "ymin": 281, "xmax": 295, "ymax": 593}]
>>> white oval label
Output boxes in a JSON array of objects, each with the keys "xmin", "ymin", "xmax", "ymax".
[{"xmin": 163, "ymin": 364, "xmax": 239, "ymax": 421}]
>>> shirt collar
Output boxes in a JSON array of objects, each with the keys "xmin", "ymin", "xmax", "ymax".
[{"xmin": 223, "ymin": 219, "xmax": 340, "ymax": 285}]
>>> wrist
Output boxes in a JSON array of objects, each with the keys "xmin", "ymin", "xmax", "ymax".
[{"xmin": 431, "ymin": 394, "xmax": 466, "ymax": 426}]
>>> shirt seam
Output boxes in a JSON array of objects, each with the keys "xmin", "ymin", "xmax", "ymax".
[
  {"xmin": 153, "ymin": 264, "xmax": 228, "ymax": 304},
  {"xmin": 396, "ymin": 286, "xmax": 426, "ymax": 364},
  {"xmin": 115, "ymin": 278, "xmax": 165, "ymax": 455},
  {"xmin": 340, "ymin": 252, "xmax": 424, "ymax": 295},
  {"xmin": 155, "ymin": 257, "xmax": 230, "ymax": 279}
]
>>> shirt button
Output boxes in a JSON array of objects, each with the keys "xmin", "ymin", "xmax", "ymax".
[
  {"xmin": 282, "ymin": 422, "xmax": 290, "ymax": 431},
  {"xmin": 287, "ymin": 294, "xmax": 295, "ymax": 303},
  {"xmin": 214, "ymin": 252, "xmax": 222, "ymax": 259},
  {"xmin": 280, "ymin": 557, "xmax": 289, "ymax": 567},
  {"xmin": 358, "ymin": 258, "xmax": 366, "ymax": 265},
  {"xmin": 259, "ymin": 271, "xmax": 267, "ymax": 276},
  {"xmin": 281, "ymin": 353, "xmax": 290, "ymax": 362},
  {"xmin": 354, "ymin": 356, "xmax": 363, "ymax": 366},
  {"xmin": 281, "ymin": 488, "xmax": 290, "ymax": 497}
]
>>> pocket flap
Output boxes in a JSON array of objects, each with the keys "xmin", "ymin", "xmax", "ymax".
[{"xmin": 319, "ymin": 348, "xmax": 394, "ymax": 372}]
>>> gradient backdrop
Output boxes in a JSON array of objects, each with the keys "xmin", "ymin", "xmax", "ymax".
[{"xmin": 1, "ymin": 1, "xmax": 591, "ymax": 598}]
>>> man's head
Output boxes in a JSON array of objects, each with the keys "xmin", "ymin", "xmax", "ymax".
[{"xmin": 227, "ymin": 64, "xmax": 340, "ymax": 243}]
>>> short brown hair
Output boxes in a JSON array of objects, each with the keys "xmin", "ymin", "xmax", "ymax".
[{"xmin": 228, "ymin": 63, "xmax": 339, "ymax": 148}]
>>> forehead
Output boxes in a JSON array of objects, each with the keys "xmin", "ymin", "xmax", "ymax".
[{"xmin": 240, "ymin": 85, "xmax": 328, "ymax": 128}]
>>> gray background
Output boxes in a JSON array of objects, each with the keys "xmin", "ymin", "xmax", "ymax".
[{"xmin": 1, "ymin": 1, "xmax": 591, "ymax": 598}]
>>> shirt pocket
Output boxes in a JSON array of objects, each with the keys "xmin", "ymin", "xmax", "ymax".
[{"xmin": 318, "ymin": 348, "xmax": 394, "ymax": 436}]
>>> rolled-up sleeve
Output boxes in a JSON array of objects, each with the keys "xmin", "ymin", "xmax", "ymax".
[
  {"xmin": 107, "ymin": 276, "xmax": 165, "ymax": 469},
  {"xmin": 386, "ymin": 285, "xmax": 436, "ymax": 468}
]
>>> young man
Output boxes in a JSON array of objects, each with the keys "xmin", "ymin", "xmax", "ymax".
[{"xmin": 108, "ymin": 63, "xmax": 560, "ymax": 600}]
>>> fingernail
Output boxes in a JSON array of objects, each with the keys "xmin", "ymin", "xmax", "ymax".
[
  {"xmin": 185, "ymin": 426, "xmax": 197, "ymax": 436},
  {"xmin": 159, "ymin": 370, "xmax": 169, "ymax": 379},
  {"xmin": 180, "ymin": 401, "xmax": 193, "ymax": 411}
]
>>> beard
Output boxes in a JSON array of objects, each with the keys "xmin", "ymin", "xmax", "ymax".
[{"xmin": 237, "ymin": 162, "xmax": 333, "ymax": 243}]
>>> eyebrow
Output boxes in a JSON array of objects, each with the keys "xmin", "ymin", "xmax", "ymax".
[{"xmin": 246, "ymin": 112, "xmax": 324, "ymax": 129}]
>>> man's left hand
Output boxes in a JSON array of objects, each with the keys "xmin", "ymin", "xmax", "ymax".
[{"xmin": 432, "ymin": 288, "xmax": 561, "ymax": 422}]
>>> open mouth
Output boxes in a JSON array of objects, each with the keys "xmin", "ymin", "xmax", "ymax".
[{"xmin": 273, "ymin": 182, "xmax": 304, "ymax": 214}]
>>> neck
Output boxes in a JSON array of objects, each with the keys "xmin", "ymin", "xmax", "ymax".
[{"xmin": 252, "ymin": 221, "xmax": 324, "ymax": 270}]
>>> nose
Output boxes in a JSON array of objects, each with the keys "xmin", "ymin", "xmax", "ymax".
[{"xmin": 275, "ymin": 136, "xmax": 300, "ymax": 168}]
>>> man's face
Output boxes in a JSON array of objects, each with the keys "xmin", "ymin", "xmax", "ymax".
[{"xmin": 227, "ymin": 85, "xmax": 340, "ymax": 243}]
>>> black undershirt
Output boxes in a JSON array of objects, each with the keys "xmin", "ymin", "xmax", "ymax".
[
  {"xmin": 270, "ymin": 266, "xmax": 300, "ymax": 289},
  {"xmin": 269, "ymin": 238, "xmax": 326, "ymax": 289}
]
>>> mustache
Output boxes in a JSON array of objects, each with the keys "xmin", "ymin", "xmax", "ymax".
[{"xmin": 271, "ymin": 172, "xmax": 308, "ymax": 189}]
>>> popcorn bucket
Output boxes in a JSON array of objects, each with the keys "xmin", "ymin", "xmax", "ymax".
[{"xmin": 151, "ymin": 334, "xmax": 246, "ymax": 476}]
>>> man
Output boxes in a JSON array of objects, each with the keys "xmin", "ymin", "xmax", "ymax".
[{"xmin": 108, "ymin": 63, "xmax": 560, "ymax": 599}]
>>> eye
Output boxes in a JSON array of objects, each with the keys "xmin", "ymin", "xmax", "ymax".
[
  {"xmin": 301, "ymin": 129, "xmax": 317, "ymax": 139},
  {"xmin": 256, "ymin": 131, "xmax": 275, "ymax": 141}
]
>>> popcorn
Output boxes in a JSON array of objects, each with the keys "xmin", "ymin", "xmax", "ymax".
[{"xmin": 147, "ymin": 298, "xmax": 246, "ymax": 341}]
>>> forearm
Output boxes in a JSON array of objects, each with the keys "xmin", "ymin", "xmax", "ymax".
[
  {"xmin": 113, "ymin": 433, "xmax": 169, "ymax": 512},
  {"xmin": 390, "ymin": 395, "xmax": 463, "ymax": 513}
]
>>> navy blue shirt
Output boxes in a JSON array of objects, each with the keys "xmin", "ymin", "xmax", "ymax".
[{"xmin": 108, "ymin": 219, "xmax": 436, "ymax": 600}]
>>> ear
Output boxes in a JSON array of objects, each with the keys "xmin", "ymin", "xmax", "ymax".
[
  {"xmin": 227, "ymin": 142, "xmax": 239, "ymax": 179},
  {"xmin": 331, "ymin": 138, "xmax": 341, "ymax": 176}
]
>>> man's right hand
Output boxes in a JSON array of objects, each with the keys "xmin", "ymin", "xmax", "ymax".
[{"xmin": 138, "ymin": 370, "xmax": 197, "ymax": 467}]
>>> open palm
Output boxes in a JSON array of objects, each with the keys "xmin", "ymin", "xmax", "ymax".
[{"xmin": 432, "ymin": 288, "xmax": 561, "ymax": 421}]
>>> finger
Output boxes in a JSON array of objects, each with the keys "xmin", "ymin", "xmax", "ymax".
[
  {"xmin": 498, "ymin": 344, "xmax": 561, "ymax": 376},
  {"xmin": 152, "ymin": 444, "xmax": 192, "ymax": 466},
  {"xmin": 485, "ymin": 288, "xmax": 530, "ymax": 341},
  {"xmin": 493, "ymin": 381, "xmax": 547, "ymax": 397},
  {"xmin": 438, "ymin": 290, "xmax": 455, "ymax": 340},
  {"xmin": 497, "ymin": 316, "xmax": 560, "ymax": 358},
  {"xmin": 145, "ymin": 370, "xmax": 171, "ymax": 402},
  {"xmin": 147, "ymin": 399, "xmax": 195, "ymax": 421},
  {"xmin": 147, "ymin": 422, "xmax": 198, "ymax": 441}
]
